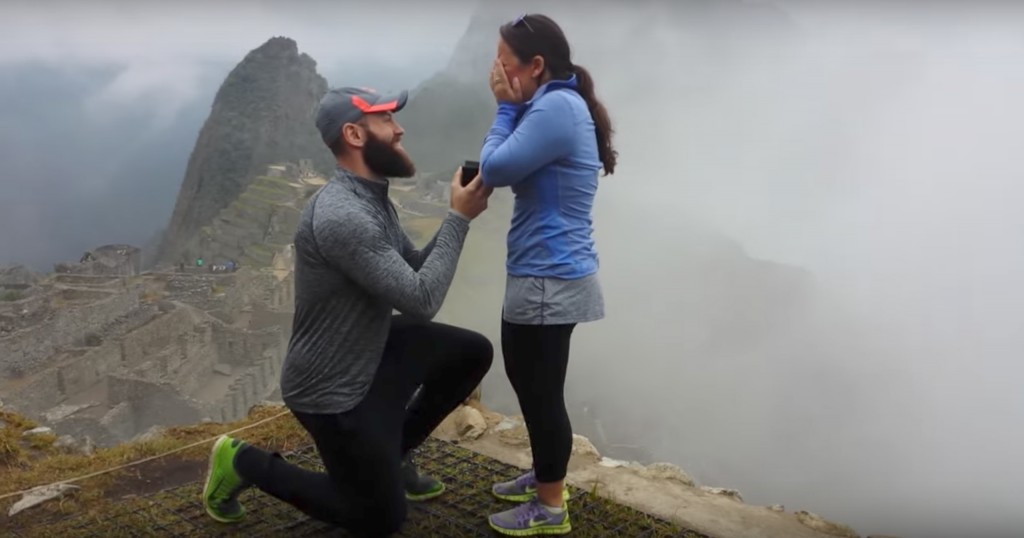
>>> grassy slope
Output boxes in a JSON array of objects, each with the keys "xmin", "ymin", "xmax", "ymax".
[{"xmin": 0, "ymin": 406, "xmax": 308, "ymax": 532}]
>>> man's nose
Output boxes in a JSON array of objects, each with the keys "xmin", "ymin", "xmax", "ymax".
[{"xmin": 393, "ymin": 120, "xmax": 405, "ymax": 136}]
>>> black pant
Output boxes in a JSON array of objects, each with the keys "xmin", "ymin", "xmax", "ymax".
[
  {"xmin": 501, "ymin": 320, "xmax": 576, "ymax": 483},
  {"xmin": 234, "ymin": 315, "xmax": 493, "ymax": 537}
]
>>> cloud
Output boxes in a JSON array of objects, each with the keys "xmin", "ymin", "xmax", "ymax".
[
  {"xmin": 0, "ymin": 0, "xmax": 476, "ymax": 124},
  {"xmin": 84, "ymin": 61, "xmax": 206, "ymax": 130}
]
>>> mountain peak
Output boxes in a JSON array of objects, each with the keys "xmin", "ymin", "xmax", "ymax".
[{"xmin": 158, "ymin": 37, "xmax": 334, "ymax": 265}]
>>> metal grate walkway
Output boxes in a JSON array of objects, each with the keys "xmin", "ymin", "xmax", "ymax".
[{"xmin": 13, "ymin": 438, "xmax": 709, "ymax": 537}]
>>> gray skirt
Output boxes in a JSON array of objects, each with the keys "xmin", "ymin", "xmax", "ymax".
[{"xmin": 502, "ymin": 273, "xmax": 605, "ymax": 325}]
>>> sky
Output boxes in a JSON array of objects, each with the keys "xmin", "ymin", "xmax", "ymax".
[
  {"xmin": 3, "ymin": 1, "xmax": 1024, "ymax": 537},
  {"xmin": 0, "ymin": 0, "xmax": 476, "ymax": 270}
]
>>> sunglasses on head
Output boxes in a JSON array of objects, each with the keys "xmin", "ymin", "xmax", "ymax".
[{"xmin": 511, "ymin": 13, "xmax": 534, "ymax": 32}]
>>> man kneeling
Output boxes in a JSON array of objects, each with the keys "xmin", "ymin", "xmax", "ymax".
[{"xmin": 201, "ymin": 86, "xmax": 494, "ymax": 537}]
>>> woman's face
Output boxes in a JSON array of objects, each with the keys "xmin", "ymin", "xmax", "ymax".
[{"xmin": 497, "ymin": 37, "xmax": 544, "ymax": 100}]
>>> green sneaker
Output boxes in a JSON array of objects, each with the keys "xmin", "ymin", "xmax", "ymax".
[
  {"xmin": 202, "ymin": 435, "xmax": 250, "ymax": 523},
  {"xmin": 402, "ymin": 455, "xmax": 445, "ymax": 501}
]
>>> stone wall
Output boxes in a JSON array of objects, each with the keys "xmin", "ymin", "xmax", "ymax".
[
  {"xmin": 248, "ymin": 310, "xmax": 293, "ymax": 332},
  {"xmin": 0, "ymin": 291, "xmax": 51, "ymax": 333},
  {"xmin": 1, "ymin": 368, "xmax": 62, "ymax": 415},
  {"xmin": 269, "ymin": 272, "xmax": 295, "ymax": 310},
  {"xmin": 2, "ymin": 304, "xmax": 201, "ymax": 414},
  {"xmin": 52, "ymin": 274, "xmax": 127, "ymax": 289},
  {"xmin": 212, "ymin": 322, "xmax": 285, "ymax": 367},
  {"xmin": 0, "ymin": 289, "xmax": 140, "ymax": 378},
  {"xmin": 207, "ymin": 347, "xmax": 285, "ymax": 423},
  {"xmin": 54, "ymin": 413, "xmax": 122, "ymax": 447},
  {"xmin": 120, "ymin": 307, "xmax": 197, "ymax": 369},
  {"xmin": 107, "ymin": 374, "xmax": 203, "ymax": 433},
  {"xmin": 161, "ymin": 272, "xmax": 238, "ymax": 311},
  {"xmin": 56, "ymin": 341, "xmax": 122, "ymax": 396}
]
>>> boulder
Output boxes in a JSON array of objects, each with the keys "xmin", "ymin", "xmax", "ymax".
[
  {"xmin": 53, "ymin": 435, "xmax": 95, "ymax": 456},
  {"xmin": 453, "ymin": 405, "xmax": 487, "ymax": 441},
  {"xmin": 22, "ymin": 426, "xmax": 54, "ymax": 438},
  {"xmin": 570, "ymin": 434, "xmax": 601, "ymax": 460},
  {"xmin": 638, "ymin": 462, "xmax": 694, "ymax": 486},
  {"xmin": 8, "ymin": 484, "xmax": 80, "ymax": 517},
  {"xmin": 796, "ymin": 510, "xmax": 860, "ymax": 538},
  {"xmin": 700, "ymin": 486, "xmax": 744, "ymax": 503}
]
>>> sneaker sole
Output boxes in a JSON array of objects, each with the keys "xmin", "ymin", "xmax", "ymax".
[
  {"xmin": 492, "ymin": 488, "xmax": 571, "ymax": 503},
  {"xmin": 487, "ymin": 518, "xmax": 572, "ymax": 536},
  {"xmin": 202, "ymin": 435, "xmax": 243, "ymax": 524},
  {"xmin": 406, "ymin": 482, "xmax": 446, "ymax": 502}
]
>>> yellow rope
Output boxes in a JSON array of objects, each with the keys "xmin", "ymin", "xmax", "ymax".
[{"xmin": 0, "ymin": 409, "xmax": 291, "ymax": 503}]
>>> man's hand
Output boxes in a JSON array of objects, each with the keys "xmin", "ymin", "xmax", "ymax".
[
  {"xmin": 490, "ymin": 59, "xmax": 523, "ymax": 104},
  {"xmin": 450, "ymin": 167, "xmax": 492, "ymax": 220}
]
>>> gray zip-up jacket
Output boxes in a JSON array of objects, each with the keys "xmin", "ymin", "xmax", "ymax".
[{"xmin": 280, "ymin": 167, "xmax": 470, "ymax": 414}]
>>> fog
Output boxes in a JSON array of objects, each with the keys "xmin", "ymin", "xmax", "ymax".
[
  {"xmin": 4, "ymin": 1, "xmax": 1024, "ymax": 537},
  {"xmin": 449, "ymin": 2, "xmax": 1024, "ymax": 538}
]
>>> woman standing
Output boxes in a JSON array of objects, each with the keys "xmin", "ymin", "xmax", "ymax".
[{"xmin": 479, "ymin": 13, "xmax": 618, "ymax": 536}]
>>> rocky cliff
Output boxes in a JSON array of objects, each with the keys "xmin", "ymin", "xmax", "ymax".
[{"xmin": 158, "ymin": 37, "xmax": 335, "ymax": 265}]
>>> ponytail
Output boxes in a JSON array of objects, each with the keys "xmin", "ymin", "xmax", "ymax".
[{"xmin": 571, "ymin": 64, "xmax": 617, "ymax": 176}]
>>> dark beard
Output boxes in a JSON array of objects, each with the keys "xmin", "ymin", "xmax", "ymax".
[{"xmin": 364, "ymin": 131, "xmax": 416, "ymax": 178}]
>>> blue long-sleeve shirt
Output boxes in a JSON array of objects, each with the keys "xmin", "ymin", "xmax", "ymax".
[{"xmin": 480, "ymin": 76, "xmax": 602, "ymax": 279}]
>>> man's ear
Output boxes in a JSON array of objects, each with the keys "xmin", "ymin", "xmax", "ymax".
[{"xmin": 341, "ymin": 123, "xmax": 365, "ymax": 149}]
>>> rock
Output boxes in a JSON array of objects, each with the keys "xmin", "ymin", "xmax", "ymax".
[
  {"xmin": 493, "ymin": 416, "xmax": 521, "ymax": 433},
  {"xmin": 133, "ymin": 426, "xmax": 165, "ymax": 443},
  {"xmin": 157, "ymin": 300, "xmax": 175, "ymax": 313},
  {"xmin": 53, "ymin": 435, "xmax": 76, "ymax": 451},
  {"xmin": 213, "ymin": 364, "xmax": 233, "ymax": 376},
  {"xmin": 767, "ymin": 504, "xmax": 785, "ymax": 512},
  {"xmin": 570, "ymin": 434, "xmax": 601, "ymax": 459},
  {"xmin": 53, "ymin": 435, "xmax": 94, "ymax": 456},
  {"xmin": 795, "ymin": 510, "xmax": 860, "ymax": 538},
  {"xmin": 80, "ymin": 436, "xmax": 95, "ymax": 456},
  {"xmin": 0, "ymin": 264, "xmax": 38, "ymax": 289},
  {"xmin": 700, "ymin": 486, "xmax": 744, "ymax": 503},
  {"xmin": 638, "ymin": 462, "xmax": 694, "ymax": 486},
  {"xmin": 453, "ymin": 405, "xmax": 487, "ymax": 441},
  {"xmin": 22, "ymin": 426, "xmax": 54, "ymax": 437},
  {"xmin": 43, "ymin": 402, "xmax": 97, "ymax": 423},
  {"xmin": 598, "ymin": 457, "xmax": 644, "ymax": 471},
  {"xmin": 8, "ymin": 484, "xmax": 80, "ymax": 517},
  {"xmin": 498, "ymin": 424, "xmax": 531, "ymax": 448}
]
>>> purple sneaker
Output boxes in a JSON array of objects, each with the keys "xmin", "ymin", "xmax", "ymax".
[
  {"xmin": 488, "ymin": 497, "xmax": 572, "ymax": 536},
  {"xmin": 492, "ymin": 470, "xmax": 570, "ymax": 503}
]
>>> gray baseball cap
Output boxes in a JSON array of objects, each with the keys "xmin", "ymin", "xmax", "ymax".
[{"xmin": 315, "ymin": 86, "xmax": 409, "ymax": 148}]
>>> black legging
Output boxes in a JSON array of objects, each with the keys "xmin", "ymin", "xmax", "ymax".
[
  {"xmin": 501, "ymin": 320, "xmax": 576, "ymax": 483},
  {"xmin": 235, "ymin": 315, "xmax": 493, "ymax": 537}
]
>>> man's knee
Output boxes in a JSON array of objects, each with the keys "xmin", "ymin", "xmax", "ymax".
[{"xmin": 463, "ymin": 329, "xmax": 494, "ymax": 371}]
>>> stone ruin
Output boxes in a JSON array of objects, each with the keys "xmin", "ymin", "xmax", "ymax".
[
  {"xmin": 0, "ymin": 164, "xmax": 314, "ymax": 449},
  {"xmin": 0, "ymin": 260, "xmax": 295, "ymax": 448},
  {"xmin": 54, "ymin": 244, "xmax": 142, "ymax": 277}
]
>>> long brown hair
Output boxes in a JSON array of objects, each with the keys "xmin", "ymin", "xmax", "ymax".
[{"xmin": 499, "ymin": 14, "xmax": 618, "ymax": 175}]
